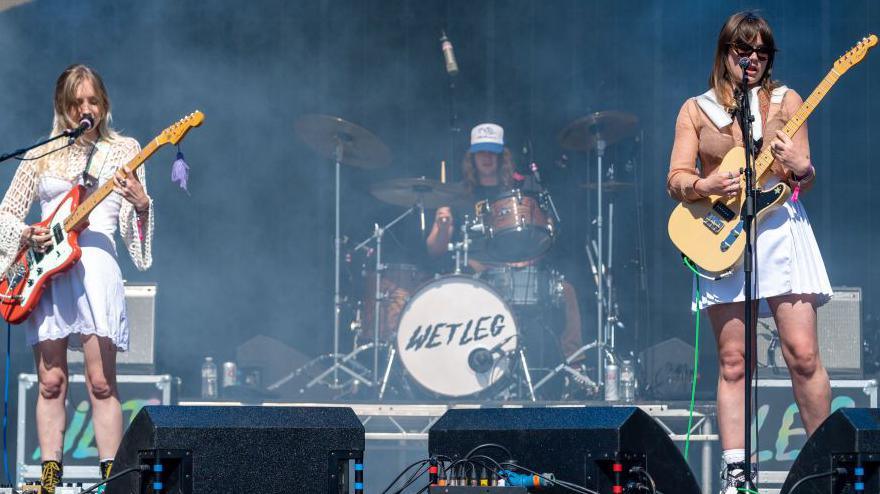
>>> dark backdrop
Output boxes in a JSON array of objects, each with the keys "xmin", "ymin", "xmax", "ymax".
[{"xmin": 0, "ymin": 0, "xmax": 876, "ymax": 401}]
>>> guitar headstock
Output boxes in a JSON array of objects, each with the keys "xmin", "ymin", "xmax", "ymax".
[
  {"xmin": 158, "ymin": 111, "xmax": 205, "ymax": 146},
  {"xmin": 834, "ymin": 35, "xmax": 878, "ymax": 74}
]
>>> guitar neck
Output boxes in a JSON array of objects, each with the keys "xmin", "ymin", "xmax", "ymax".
[
  {"xmin": 63, "ymin": 138, "xmax": 161, "ymax": 231},
  {"xmin": 755, "ymin": 68, "xmax": 841, "ymax": 179}
]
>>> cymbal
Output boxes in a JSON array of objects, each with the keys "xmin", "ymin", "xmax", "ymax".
[
  {"xmin": 579, "ymin": 180, "xmax": 634, "ymax": 191},
  {"xmin": 294, "ymin": 114, "xmax": 391, "ymax": 169},
  {"xmin": 558, "ymin": 111, "xmax": 639, "ymax": 151},
  {"xmin": 370, "ymin": 177, "xmax": 469, "ymax": 209}
]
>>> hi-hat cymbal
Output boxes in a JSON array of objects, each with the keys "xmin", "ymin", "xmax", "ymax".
[
  {"xmin": 370, "ymin": 177, "xmax": 469, "ymax": 209},
  {"xmin": 558, "ymin": 111, "xmax": 639, "ymax": 151},
  {"xmin": 295, "ymin": 114, "xmax": 391, "ymax": 168},
  {"xmin": 579, "ymin": 180, "xmax": 634, "ymax": 191}
]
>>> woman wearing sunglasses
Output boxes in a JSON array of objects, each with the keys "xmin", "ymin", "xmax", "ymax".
[{"xmin": 666, "ymin": 11, "xmax": 832, "ymax": 494}]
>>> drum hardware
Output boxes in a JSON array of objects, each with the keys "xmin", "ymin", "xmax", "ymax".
[
  {"xmin": 532, "ymin": 341, "xmax": 601, "ymax": 394},
  {"xmin": 559, "ymin": 111, "xmax": 639, "ymax": 390},
  {"xmin": 295, "ymin": 114, "xmax": 390, "ymax": 390},
  {"xmin": 352, "ymin": 202, "xmax": 423, "ymax": 396},
  {"xmin": 449, "ymin": 214, "xmax": 476, "ymax": 274}
]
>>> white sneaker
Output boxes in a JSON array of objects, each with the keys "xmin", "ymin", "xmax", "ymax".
[{"xmin": 719, "ymin": 461, "xmax": 756, "ymax": 494}]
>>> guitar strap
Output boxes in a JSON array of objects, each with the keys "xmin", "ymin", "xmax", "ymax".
[{"xmin": 81, "ymin": 141, "xmax": 110, "ymax": 190}]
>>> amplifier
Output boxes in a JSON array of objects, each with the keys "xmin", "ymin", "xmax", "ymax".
[
  {"xmin": 67, "ymin": 283, "xmax": 157, "ymax": 369},
  {"xmin": 757, "ymin": 287, "xmax": 862, "ymax": 377}
]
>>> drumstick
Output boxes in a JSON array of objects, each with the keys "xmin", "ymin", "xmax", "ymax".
[{"xmin": 441, "ymin": 160, "xmax": 446, "ymax": 183}]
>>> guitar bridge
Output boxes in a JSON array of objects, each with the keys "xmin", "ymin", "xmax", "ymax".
[{"xmin": 702, "ymin": 212, "xmax": 724, "ymax": 234}]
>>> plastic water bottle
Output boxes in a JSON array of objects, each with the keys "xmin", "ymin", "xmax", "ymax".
[
  {"xmin": 620, "ymin": 359, "xmax": 635, "ymax": 403},
  {"xmin": 604, "ymin": 361, "xmax": 619, "ymax": 401},
  {"xmin": 201, "ymin": 357, "xmax": 218, "ymax": 399}
]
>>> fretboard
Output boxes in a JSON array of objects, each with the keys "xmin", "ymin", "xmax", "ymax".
[
  {"xmin": 63, "ymin": 138, "xmax": 160, "ymax": 231},
  {"xmin": 756, "ymin": 69, "xmax": 841, "ymax": 181}
]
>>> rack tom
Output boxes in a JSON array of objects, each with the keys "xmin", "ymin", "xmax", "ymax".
[{"xmin": 476, "ymin": 189, "xmax": 555, "ymax": 262}]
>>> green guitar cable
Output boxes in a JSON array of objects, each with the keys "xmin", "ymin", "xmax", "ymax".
[{"xmin": 682, "ymin": 257, "xmax": 702, "ymax": 462}]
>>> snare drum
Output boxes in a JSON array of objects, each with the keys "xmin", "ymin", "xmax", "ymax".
[
  {"xmin": 396, "ymin": 276, "xmax": 518, "ymax": 397},
  {"xmin": 481, "ymin": 265, "xmax": 564, "ymax": 307},
  {"xmin": 476, "ymin": 189, "xmax": 554, "ymax": 262}
]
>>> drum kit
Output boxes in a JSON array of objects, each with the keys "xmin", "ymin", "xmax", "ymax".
[{"xmin": 286, "ymin": 110, "xmax": 640, "ymax": 402}]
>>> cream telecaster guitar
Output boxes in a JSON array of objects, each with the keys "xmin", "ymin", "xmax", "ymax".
[
  {"xmin": 668, "ymin": 35, "xmax": 876, "ymax": 273},
  {"xmin": 0, "ymin": 111, "xmax": 205, "ymax": 324}
]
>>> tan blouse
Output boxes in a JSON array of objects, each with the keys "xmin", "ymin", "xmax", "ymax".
[{"xmin": 666, "ymin": 88, "xmax": 813, "ymax": 203}]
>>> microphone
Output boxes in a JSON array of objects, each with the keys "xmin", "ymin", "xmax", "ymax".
[
  {"xmin": 67, "ymin": 114, "xmax": 95, "ymax": 139},
  {"xmin": 530, "ymin": 162, "xmax": 542, "ymax": 184},
  {"xmin": 440, "ymin": 31, "xmax": 459, "ymax": 77},
  {"xmin": 738, "ymin": 57, "xmax": 751, "ymax": 70},
  {"xmin": 467, "ymin": 348, "xmax": 494, "ymax": 373},
  {"xmin": 467, "ymin": 335, "xmax": 514, "ymax": 374}
]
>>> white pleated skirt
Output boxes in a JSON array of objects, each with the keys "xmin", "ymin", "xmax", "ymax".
[
  {"xmin": 694, "ymin": 194, "xmax": 832, "ymax": 317},
  {"xmin": 23, "ymin": 230, "xmax": 130, "ymax": 352}
]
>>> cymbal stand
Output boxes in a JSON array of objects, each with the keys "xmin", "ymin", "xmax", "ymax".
[
  {"xmin": 583, "ymin": 134, "xmax": 626, "ymax": 392},
  {"xmin": 304, "ymin": 138, "xmax": 374, "ymax": 391},
  {"xmin": 593, "ymin": 134, "xmax": 607, "ymax": 387},
  {"xmin": 352, "ymin": 202, "xmax": 420, "ymax": 397}
]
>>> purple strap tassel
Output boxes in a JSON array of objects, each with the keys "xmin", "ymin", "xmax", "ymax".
[{"xmin": 171, "ymin": 150, "xmax": 190, "ymax": 194}]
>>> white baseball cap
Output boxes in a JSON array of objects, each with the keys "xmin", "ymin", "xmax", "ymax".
[{"xmin": 469, "ymin": 123, "xmax": 504, "ymax": 154}]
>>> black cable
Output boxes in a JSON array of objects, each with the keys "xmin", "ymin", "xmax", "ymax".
[
  {"xmin": 464, "ymin": 443, "xmax": 513, "ymax": 460},
  {"xmin": 16, "ymin": 141, "xmax": 74, "ymax": 161},
  {"xmin": 381, "ymin": 459, "xmax": 430, "ymax": 494},
  {"xmin": 394, "ymin": 463, "xmax": 430, "ymax": 494},
  {"xmin": 788, "ymin": 468, "xmax": 848, "ymax": 494},
  {"xmin": 500, "ymin": 462, "xmax": 598, "ymax": 494},
  {"xmin": 630, "ymin": 466, "xmax": 656, "ymax": 494},
  {"xmin": 467, "ymin": 454, "xmax": 506, "ymax": 476},
  {"xmin": 79, "ymin": 466, "xmax": 148, "ymax": 494}
]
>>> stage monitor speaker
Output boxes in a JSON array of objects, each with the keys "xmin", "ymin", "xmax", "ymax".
[
  {"xmin": 106, "ymin": 405, "xmax": 364, "ymax": 494},
  {"xmin": 758, "ymin": 286, "xmax": 862, "ymax": 377},
  {"xmin": 781, "ymin": 407, "xmax": 880, "ymax": 494},
  {"xmin": 428, "ymin": 406, "xmax": 700, "ymax": 494}
]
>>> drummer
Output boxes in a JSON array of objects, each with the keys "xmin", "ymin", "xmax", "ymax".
[{"xmin": 426, "ymin": 123, "xmax": 584, "ymax": 361}]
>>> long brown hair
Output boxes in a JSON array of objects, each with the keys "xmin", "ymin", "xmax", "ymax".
[
  {"xmin": 709, "ymin": 11, "xmax": 779, "ymax": 109},
  {"xmin": 461, "ymin": 148, "xmax": 516, "ymax": 193},
  {"xmin": 51, "ymin": 64, "xmax": 119, "ymax": 141}
]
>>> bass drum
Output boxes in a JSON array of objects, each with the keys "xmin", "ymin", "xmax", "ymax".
[{"xmin": 396, "ymin": 276, "xmax": 518, "ymax": 398}]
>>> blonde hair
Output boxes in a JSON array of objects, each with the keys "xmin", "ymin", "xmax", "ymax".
[
  {"xmin": 709, "ymin": 11, "xmax": 779, "ymax": 109},
  {"xmin": 51, "ymin": 64, "xmax": 119, "ymax": 141},
  {"xmin": 460, "ymin": 148, "xmax": 516, "ymax": 193}
]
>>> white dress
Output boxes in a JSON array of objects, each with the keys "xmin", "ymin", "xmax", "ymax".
[
  {"xmin": 0, "ymin": 137, "xmax": 153, "ymax": 351},
  {"xmin": 692, "ymin": 88, "xmax": 832, "ymax": 316}
]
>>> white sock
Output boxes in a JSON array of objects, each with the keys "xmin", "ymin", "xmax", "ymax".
[{"xmin": 722, "ymin": 449, "xmax": 745, "ymax": 465}]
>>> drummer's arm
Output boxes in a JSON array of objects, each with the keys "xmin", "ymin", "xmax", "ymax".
[{"xmin": 426, "ymin": 206, "xmax": 454, "ymax": 257}]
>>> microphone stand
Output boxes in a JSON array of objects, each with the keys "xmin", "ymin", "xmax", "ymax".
[
  {"xmin": 0, "ymin": 127, "xmax": 87, "ymax": 165},
  {"xmin": 735, "ymin": 64, "xmax": 758, "ymax": 491}
]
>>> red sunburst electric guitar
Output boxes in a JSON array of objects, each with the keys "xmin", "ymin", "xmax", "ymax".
[{"xmin": 0, "ymin": 111, "xmax": 204, "ymax": 324}]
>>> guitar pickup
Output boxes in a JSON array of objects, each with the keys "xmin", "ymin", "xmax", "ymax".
[
  {"xmin": 52, "ymin": 224, "xmax": 64, "ymax": 244},
  {"xmin": 712, "ymin": 201, "xmax": 735, "ymax": 221}
]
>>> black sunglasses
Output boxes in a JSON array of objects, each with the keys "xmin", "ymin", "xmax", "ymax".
[{"xmin": 729, "ymin": 42, "xmax": 775, "ymax": 60}]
